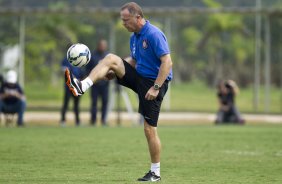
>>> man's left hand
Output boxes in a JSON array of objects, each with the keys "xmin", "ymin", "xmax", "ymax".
[
  {"xmin": 104, "ymin": 70, "xmax": 116, "ymax": 80},
  {"xmin": 145, "ymin": 87, "xmax": 159, "ymax": 100}
]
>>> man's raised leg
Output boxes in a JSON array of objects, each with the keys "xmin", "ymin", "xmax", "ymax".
[{"xmin": 65, "ymin": 53, "xmax": 125, "ymax": 97}]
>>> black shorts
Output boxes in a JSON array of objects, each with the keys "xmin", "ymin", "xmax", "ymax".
[{"xmin": 117, "ymin": 59, "xmax": 169, "ymax": 127}]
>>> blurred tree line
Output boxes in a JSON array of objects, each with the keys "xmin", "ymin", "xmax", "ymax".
[
  {"xmin": 0, "ymin": 0, "xmax": 282, "ymax": 88},
  {"xmin": 0, "ymin": 0, "xmax": 281, "ymax": 8}
]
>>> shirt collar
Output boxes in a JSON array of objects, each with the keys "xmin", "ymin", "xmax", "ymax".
[{"xmin": 135, "ymin": 20, "xmax": 150, "ymax": 36}]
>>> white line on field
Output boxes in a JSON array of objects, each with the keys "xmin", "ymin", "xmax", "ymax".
[
  {"xmin": 223, "ymin": 150, "xmax": 262, "ymax": 156},
  {"xmin": 275, "ymin": 151, "xmax": 282, "ymax": 157}
]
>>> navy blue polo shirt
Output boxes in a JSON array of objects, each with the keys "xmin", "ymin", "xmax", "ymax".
[
  {"xmin": 61, "ymin": 57, "xmax": 83, "ymax": 79},
  {"xmin": 0, "ymin": 82, "xmax": 24, "ymax": 104},
  {"xmin": 130, "ymin": 20, "xmax": 173, "ymax": 81}
]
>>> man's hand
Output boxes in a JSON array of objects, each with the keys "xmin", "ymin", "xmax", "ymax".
[
  {"xmin": 0, "ymin": 91, "xmax": 23, "ymax": 100},
  {"xmin": 104, "ymin": 70, "xmax": 115, "ymax": 80},
  {"xmin": 145, "ymin": 86, "xmax": 159, "ymax": 100},
  {"xmin": 221, "ymin": 105, "xmax": 230, "ymax": 112},
  {"xmin": 8, "ymin": 91, "xmax": 22, "ymax": 99}
]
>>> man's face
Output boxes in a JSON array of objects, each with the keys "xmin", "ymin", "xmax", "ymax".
[
  {"xmin": 220, "ymin": 84, "xmax": 228, "ymax": 94},
  {"xmin": 98, "ymin": 40, "xmax": 108, "ymax": 52},
  {"xmin": 120, "ymin": 9, "xmax": 139, "ymax": 32}
]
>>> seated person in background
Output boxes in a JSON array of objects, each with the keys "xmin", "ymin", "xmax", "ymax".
[
  {"xmin": 215, "ymin": 80, "xmax": 245, "ymax": 124},
  {"xmin": 0, "ymin": 70, "xmax": 26, "ymax": 126}
]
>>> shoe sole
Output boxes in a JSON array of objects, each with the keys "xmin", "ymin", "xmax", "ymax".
[
  {"xmin": 65, "ymin": 69, "xmax": 79, "ymax": 97},
  {"xmin": 137, "ymin": 177, "xmax": 161, "ymax": 182},
  {"xmin": 137, "ymin": 179, "xmax": 161, "ymax": 182}
]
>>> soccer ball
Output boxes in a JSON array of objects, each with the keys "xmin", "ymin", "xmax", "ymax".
[{"xmin": 67, "ymin": 43, "xmax": 91, "ymax": 67}]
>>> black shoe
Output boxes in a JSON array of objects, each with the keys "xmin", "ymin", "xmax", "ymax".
[
  {"xmin": 17, "ymin": 124, "xmax": 25, "ymax": 127},
  {"xmin": 65, "ymin": 68, "xmax": 84, "ymax": 96},
  {"xmin": 90, "ymin": 121, "xmax": 96, "ymax": 126},
  {"xmin": 137, "ymin": 171, "xmax": 161, "ymax": 182}
]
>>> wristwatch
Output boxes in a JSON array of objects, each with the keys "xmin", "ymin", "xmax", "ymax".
[{"xmin": 153, "ymin": 83, "xmax": 161, "ymax": 90}]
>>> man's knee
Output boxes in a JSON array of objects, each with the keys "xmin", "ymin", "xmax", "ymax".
[
  {"xmin": 20, "ymin": 100, "xmax": 26, "ymax": 108},
  {"xmin": 103, "ymin": 53, "xmax": 125, "ymax": 77},
  {"xmin": 144, "ymin": 121, "xmax": 157, "ymax": 138},
  {"xmin": 16, "ymin": 100, "xmax": 26, "ymax": 113},
  {"xmin": 104, "ymin": 53, "xmax": 122, "ymax": 66}
]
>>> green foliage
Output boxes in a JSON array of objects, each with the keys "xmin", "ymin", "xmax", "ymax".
[
  {"xmin": 203, "ymin": 0, "xmax": 222, "ymax": 8},
  {"xmin": 115, "ymin": 19, "xmax": 131, "ymax": 57},
  {"xmin": 0, "ymin": 0, "xmax": 281, "ymax": 95},
  {"xmin": 176, "ymin": 0, "xmax": 256, "ymax": 86},
  {"xmin": 23, "ymin": 1, "xmax": 96, "ymax": 83},
  {"xmin": 182, "ymin": 27, "xmax": 201, "ymax": 54},
  {"xmin": 229, "ymin": 33, "xmax": 253, "ymax": 63},
  {"xmin": 0, "ymin": 0, "xmax": 281, "ymax": 8},
  {"xmin": 0, "ymin": 17, "xmax": 19, "ymax": 46}
]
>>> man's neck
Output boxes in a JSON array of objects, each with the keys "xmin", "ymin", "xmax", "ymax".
[
  {"xmin": 136, "ymin": 19, "xmax": 146, "ymax": 33},
  {"xmin": 140, "ymin": 18, "xmax": 146, "ymax": 26}
]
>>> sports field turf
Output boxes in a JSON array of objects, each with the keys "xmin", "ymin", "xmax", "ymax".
[{"xmin": 0, "ymin": 124, "xmax": 282, "ymax": 184}]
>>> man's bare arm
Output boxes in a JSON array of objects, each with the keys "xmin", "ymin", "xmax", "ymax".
[
  {"xmin": 154, "ymin": 54, "xmax": 173, "ymax": 86},
  {"xmin": 145, "ymin": 54, "xmax": 173, "ymax": 100}
]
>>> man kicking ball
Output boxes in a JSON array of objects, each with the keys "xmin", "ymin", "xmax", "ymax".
[{"xmin": 65, "ymin": 2, "xmax": 173, "ymax": 182}]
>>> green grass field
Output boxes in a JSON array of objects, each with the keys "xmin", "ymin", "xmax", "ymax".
[{"xmin": 1, "ymin": 124, "xmax": 282, "ymax": 183}]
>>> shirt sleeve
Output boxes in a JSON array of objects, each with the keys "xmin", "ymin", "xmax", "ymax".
[
  {"xmin": 17, "ymin": 84, "xmax": 24, "ymax": 95},
  {"xmin": 149, "ymin": 32, "xmax": 170, "ymax": 58},
  {"xmin": 130, "ymin": 35, "xmax": 135, "ymax": 60},
  {"xmin": 61, "ymin": 57, "xmax": 69, "ymax": 68}
]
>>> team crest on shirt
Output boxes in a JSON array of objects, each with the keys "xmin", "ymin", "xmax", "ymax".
[{"xmin": 142, "ymin": 40, "xmax": 148, "ymax": 49}]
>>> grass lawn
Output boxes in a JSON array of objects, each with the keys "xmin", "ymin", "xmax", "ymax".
[{"xmin": 0, "ymin": 124, "xmax": 282, "ymax": 183}]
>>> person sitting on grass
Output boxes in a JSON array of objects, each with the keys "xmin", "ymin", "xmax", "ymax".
[
  {"xmin": 215, "ymin": 80, "xmax": 245, "ymax": 124},
  {"xmin": 0, "ymin": 70, "xmax": 26, "ymax": 126}
]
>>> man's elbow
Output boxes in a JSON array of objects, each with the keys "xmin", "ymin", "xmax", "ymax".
[
  {"xmin": 169, "ymin": 60, "xmax": 173, "ymax": 67},
  {"xmin": 167, "ymin": 59, "xmax": 173, "ymax": 69}
]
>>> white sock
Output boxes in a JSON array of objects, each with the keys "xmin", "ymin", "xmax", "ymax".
[
  {"xmin": 150, "ymin": 162, "xmax": 160, "ymax": 176},
  {"xmin": 81, "ymin": 77, "xmax": 93, "ymax": 92}
]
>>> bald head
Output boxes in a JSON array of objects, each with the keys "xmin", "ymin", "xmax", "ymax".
[
  {"xmin": 121, "ymin": 2, "xmax": 144, "ymax": 18},
  {"xmin": 120, "ymin": 2, "xmax": 145, "ymax": 32}
]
